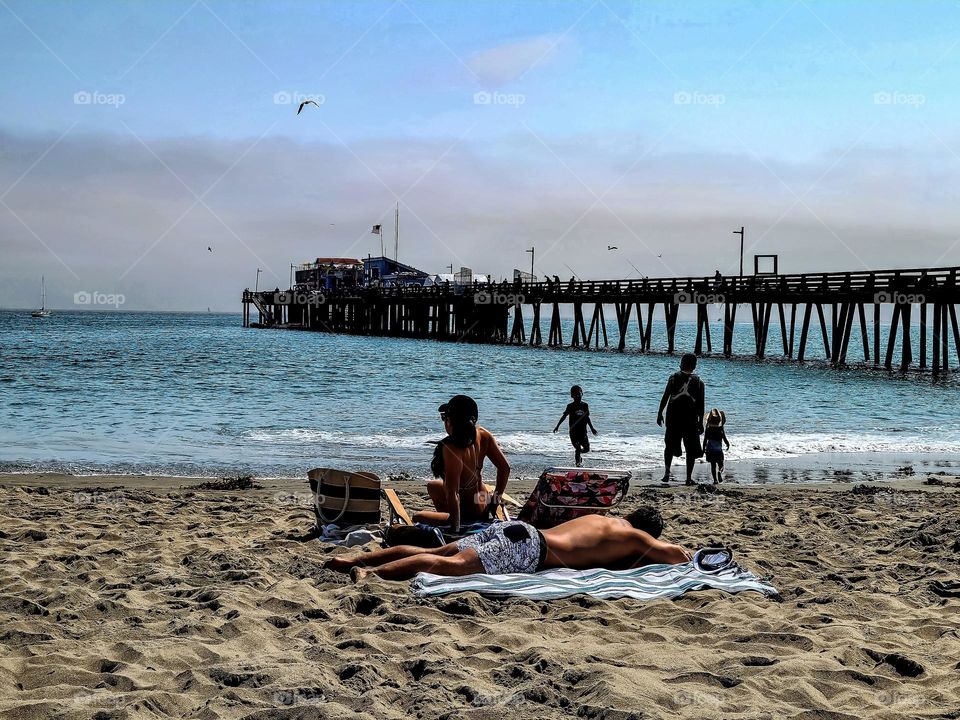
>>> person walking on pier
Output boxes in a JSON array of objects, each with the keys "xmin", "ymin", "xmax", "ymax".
[
  {"xmin": 657, "ymin": 353, "xmax": 705, "ymax": 485},
  {"xmin": 553, "ymin": 385, "xmax": 598, "ymax": 467}
]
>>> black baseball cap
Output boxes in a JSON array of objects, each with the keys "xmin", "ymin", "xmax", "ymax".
[{"xmin": 438, "ymin": 394, "xmax": 478, "ymax": 422}]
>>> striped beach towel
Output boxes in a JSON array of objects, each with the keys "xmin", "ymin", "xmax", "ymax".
[{"xmin": 412, "ymin": 560, "xmax": 778, "ymax": 601}]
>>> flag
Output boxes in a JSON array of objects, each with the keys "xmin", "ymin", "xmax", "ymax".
[{"xmin": 371, "ymin": 224, "xmax": 382, "ymax": 234}]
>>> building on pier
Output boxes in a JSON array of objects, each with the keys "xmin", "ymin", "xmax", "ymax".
[
  {"xmin": 362, "ymin": 256, "xmax": 431, "ymax": 287},
  {"xmin": 294, "ymin": 258, "xmax": 364, "ymax": 291}
]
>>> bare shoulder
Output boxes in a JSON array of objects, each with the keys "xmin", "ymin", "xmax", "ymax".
[
  {"xmin": 476, "ymin": 426, "xmax": 496, "ymax": 447},
  {"xmin": 601, "ymin": 516, "xmax": 652, "ymax": 542}
]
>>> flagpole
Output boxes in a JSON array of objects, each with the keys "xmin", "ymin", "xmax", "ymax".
[{"xmin": 394, "ymin": 203, "xmax": 399, "ymax": 261}]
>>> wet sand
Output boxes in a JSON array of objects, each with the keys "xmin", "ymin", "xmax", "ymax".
[{"xmin": 0, "ymin": 471, "xmax": 958, "ymax": 719}]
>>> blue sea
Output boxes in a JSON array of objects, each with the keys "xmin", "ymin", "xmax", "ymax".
[{"xmin": 1, "ymin": 310, "xmax": 959, "ymax": 482}]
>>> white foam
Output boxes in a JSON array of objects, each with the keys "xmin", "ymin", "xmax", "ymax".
[{"xmin": 243, "ymin": 427, "xmax": 959, "ymax": 465}]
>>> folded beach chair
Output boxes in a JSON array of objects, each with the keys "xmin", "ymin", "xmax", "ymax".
[
  {"xmin": 382, "ymin": 487, "xmax": 414, "ymax": 526},
  {"xmin": 382, "ymin": 483, "xmax": 515, "ymax": 547},
  {"xmin": 382, "ymin": 482, "xmax": 514, "ymax": 527},
  {"xmin": 517, "ymin": 467, "xmax": 631, "ymax": 529}
]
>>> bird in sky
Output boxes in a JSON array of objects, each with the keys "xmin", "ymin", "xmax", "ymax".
[
  {"xmin": 657, "ymin": 253, "xmax": 663, "ymax": 258},
  {"xmin": 297, "ymin": 100, "xmax": 321, "ymax": 115},
  {"xmin": 207, "ymin": 246, "xmax": 212, "ymax": 252},
  {"xmin": 607, "ymin": 245, "xmax": 618, "ymax": 250}
]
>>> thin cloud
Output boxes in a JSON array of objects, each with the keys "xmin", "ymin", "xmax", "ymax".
[{"xmin": 468, "ymin": 34, "xmax": 566, "ymax": 85}]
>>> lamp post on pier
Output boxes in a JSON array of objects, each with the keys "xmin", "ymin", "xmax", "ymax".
[
  {"xmin": 733, "ymin": 227, "xmax": 745, "ymax": 278},
  {"xmin": 526, "ymin": 246, "xmax": 535, "ymax": 281}
]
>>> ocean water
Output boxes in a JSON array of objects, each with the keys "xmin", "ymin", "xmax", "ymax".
[{"xmin": 1, "ymin": 310, "xmax": 958, "ymax": 481}]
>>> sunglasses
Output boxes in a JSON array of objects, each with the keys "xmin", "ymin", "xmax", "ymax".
[{"xmin": 439, "ymin": 412, "xmax": 449, "ymax": 421}]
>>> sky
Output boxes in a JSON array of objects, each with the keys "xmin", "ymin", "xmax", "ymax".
[{"xmin": 2, "ymin": 0, "xmax": 960, "ymax": 311}]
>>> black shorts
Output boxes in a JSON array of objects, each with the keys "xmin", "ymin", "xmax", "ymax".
[
  {"xmin": 705, "ymin": 448, "xmax": 724, "ymax": 465},
  {"xmin": 664, "ymin": 424, "xmax": 702, "ymax": 459},
  {"xmin": 570, "ymin": 433, "xmax": 590, "ymax": 452}
]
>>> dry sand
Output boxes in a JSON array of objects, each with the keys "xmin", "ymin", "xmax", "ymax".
[{"xmin": 0, "ymin": 472, "xmax": 958, "ymax": 720}]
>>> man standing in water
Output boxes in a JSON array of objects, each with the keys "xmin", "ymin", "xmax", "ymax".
[{"xmin": 657, "ymin": 353, "xmax": 705, "ymax": 485}]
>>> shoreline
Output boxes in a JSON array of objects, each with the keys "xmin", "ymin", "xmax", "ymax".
[
  {"xmin": 1, "ymin": 466, "xmax": 957, "ymax": 496},
  {"xmin": 2, "ymin": 449, "xmax": 959, "ymax": 490}
]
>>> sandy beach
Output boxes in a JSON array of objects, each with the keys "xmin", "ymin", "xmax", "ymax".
[{"xmin": 0, "ymin": 472, "xmax": 957, "ymax": 720}]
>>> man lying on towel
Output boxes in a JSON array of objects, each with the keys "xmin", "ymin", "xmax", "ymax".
[{"xmin": 324, "ymin": 509, "xmax": 692, "ymax": 582}]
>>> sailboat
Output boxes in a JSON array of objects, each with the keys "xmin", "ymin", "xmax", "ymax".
[{"xmin": 31, "ymin": 276, "xmax": 51, "ymax": 317}]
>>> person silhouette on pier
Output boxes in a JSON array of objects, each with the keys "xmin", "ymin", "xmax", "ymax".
[{"xmin": 657, "ymin": 353, "xmax": 705, "ymax": 485}]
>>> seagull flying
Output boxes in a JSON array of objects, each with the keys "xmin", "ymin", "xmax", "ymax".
[
  {"xmin": 607, "ymin": 245, "xmax": 618, "ymax": 251},
  {"xmin": 657, "ymin": 253, "xmax": 663, "ymax": 258},
  {"xmin": 207, "ymin": 246, "xmax": 212, "ymax": 252},
  {"xmin": 297, "ymin": 100, "xmax": 321, "ymax": 115}
]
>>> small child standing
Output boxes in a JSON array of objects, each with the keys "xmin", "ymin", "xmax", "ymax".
[
  {"xmin": 553, "ymin": 385, "xmax": 598, "ymax": 467},
  {"xmin": 702, "ymin": 409, "xmax": 730, "ymax": 484}
]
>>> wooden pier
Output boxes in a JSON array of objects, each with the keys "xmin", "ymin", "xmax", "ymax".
[{"xmin": 242, "ymin": 266, "xmax": 960, "ymax": 374}]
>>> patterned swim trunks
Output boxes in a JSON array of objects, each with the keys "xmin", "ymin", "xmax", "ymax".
[{"xmin": 456, "ymin": 521, "xmax": 547, "ymax": 575}]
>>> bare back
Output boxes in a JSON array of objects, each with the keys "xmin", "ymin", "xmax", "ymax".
[
  {"xmin": 440, "ymin": 426, "xmax": 505, "ymax": 519},
  {"xmin": 443, "ymin": 426, "xmax": 497, "ymax": 491},
  {"xmin": 541, "ymin": 515, "xmax": 689, "ymax": 569},
  {"xmin": 416, "ymin": 425, "xmax": 512, "ymax": 531}
]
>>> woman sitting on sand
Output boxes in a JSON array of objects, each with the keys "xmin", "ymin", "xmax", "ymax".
[{"xmin": 412, "ymin": 395, "xmax": 510, "ymax": 533}]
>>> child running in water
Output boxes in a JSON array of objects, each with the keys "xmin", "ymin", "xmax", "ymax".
[
  {"xmin": 553, "ymin": 385, "xmax": 598, "ymax": 467},
  {"xmin": 702, "ymin": 409, "xmax": 730, "ymax": 483}
]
